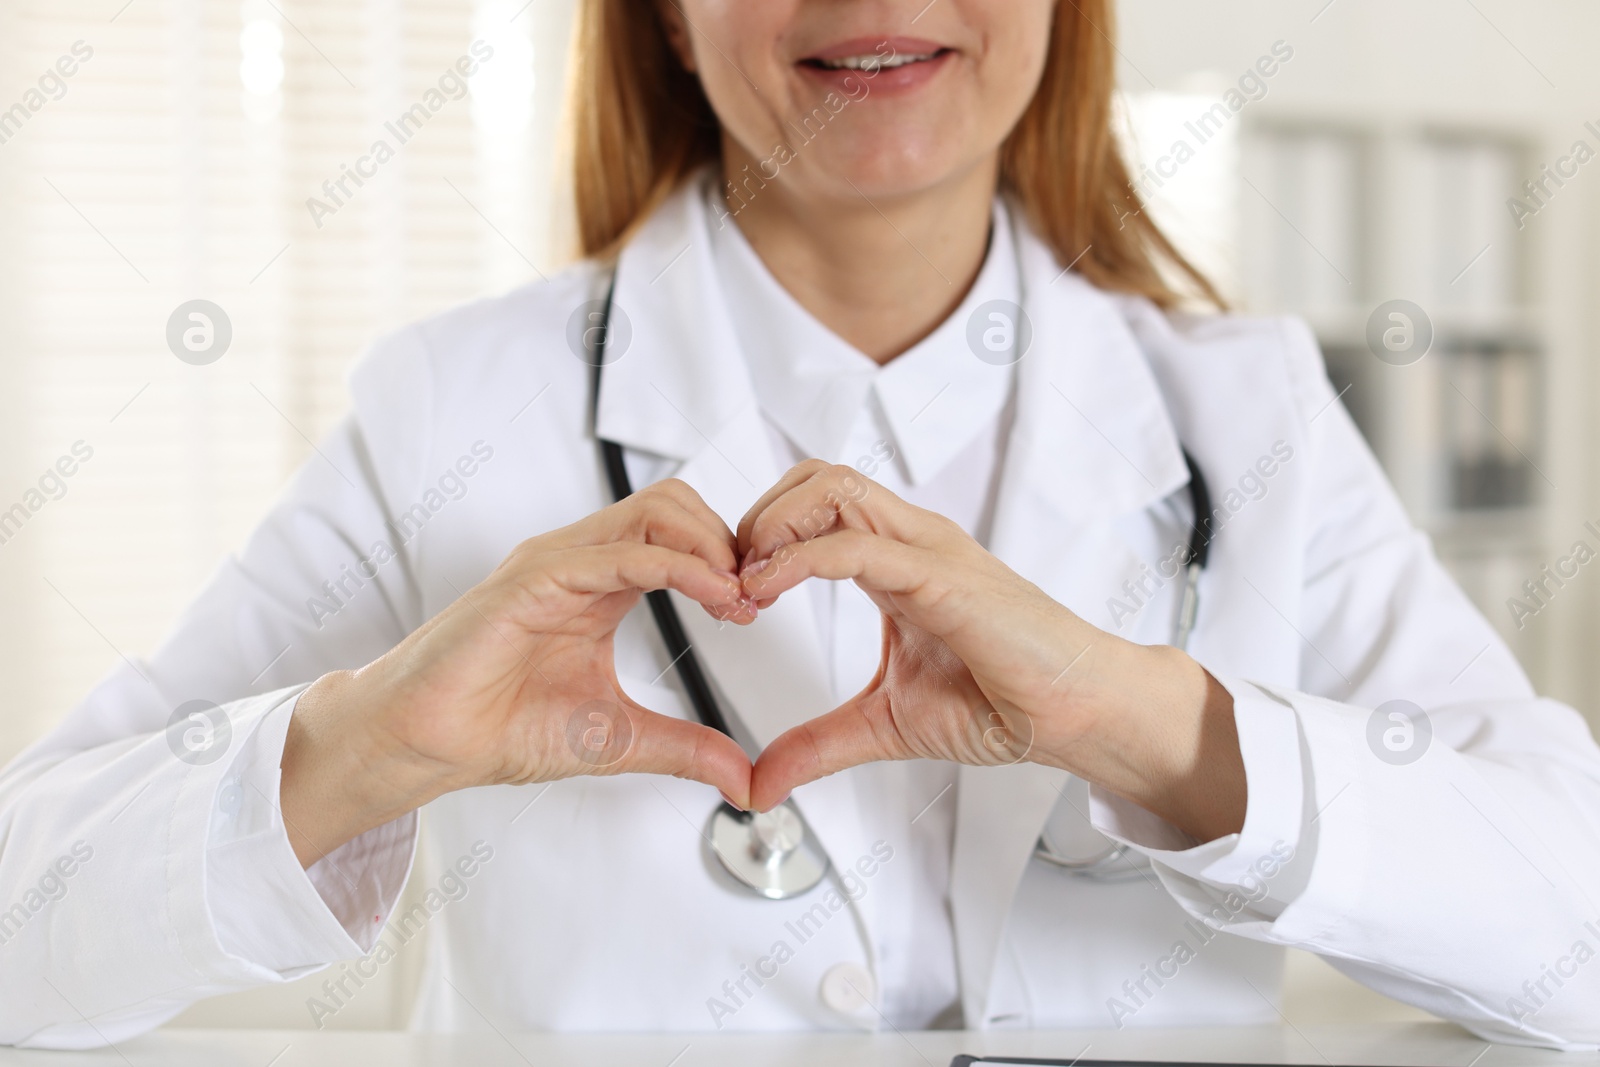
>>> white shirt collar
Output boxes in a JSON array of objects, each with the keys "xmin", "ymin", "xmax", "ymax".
[{"xmin": 706, "ymin": 185, "xmax": 1019, "ymax": 485}]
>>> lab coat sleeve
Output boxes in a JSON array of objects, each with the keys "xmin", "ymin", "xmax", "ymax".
[
  {"xmin": 0, "ymin": 326, "xmax": 439, "ymax": 1048},
  {"xmin": 1090, "ymin": 317, "xmax": 1600, "ymax": 1050}
]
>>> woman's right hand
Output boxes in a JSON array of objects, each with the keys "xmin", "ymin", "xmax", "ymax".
[{"xmin": 278, "ymin": 479, "xmax": 757, "ymax": 868}]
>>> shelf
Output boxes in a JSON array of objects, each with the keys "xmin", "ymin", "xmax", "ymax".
[
  {"xmin": 1238, "ymin": 119, "xmax": 1558, "ymax": 682},
  {"xmin": 1277, "ymin": 306, "xmax": 1540, "ymax": 344},
  {"xmin": 1425, "ymin": 507, "xmax": 1545, "ymax": 546}
]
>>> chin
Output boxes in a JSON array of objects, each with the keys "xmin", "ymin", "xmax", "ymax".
[{"xmin": 802, "ymin": 137, "xmax": 973, "ymax": 204}]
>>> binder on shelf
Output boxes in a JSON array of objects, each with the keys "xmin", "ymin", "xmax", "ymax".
[
  {"xmin": 1423, "ymin": 138, "xmax": 1520, "ymax": 311},
  {"xmin": 1240, "ymin": 128, "xmax": 1362, "ymax": 315},
  {"xmin": 1443, "ymin": 342, "xmax": 1538, "ymax": 511}
]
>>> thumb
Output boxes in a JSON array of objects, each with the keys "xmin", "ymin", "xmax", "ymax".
[
  {"xmin": 748, "ymin": 696, "xmax": 901, "ymax": 813},
  {"xmin": 566, "ymin": 698, "xmax": 753, "ymax": 808}
]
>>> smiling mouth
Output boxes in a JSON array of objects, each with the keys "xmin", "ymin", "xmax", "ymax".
[{"xmin": 800, "ymin": 48, "xmax": 951, "ymax": 73}]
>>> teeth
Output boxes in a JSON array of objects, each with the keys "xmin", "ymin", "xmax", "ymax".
[{"xmin": 814, "ymin": 51, "xmax": 936, "ymax": 71}]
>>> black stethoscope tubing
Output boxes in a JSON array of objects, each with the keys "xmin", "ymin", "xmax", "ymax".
[
  {"xmin": 589, "ymin": 278, "xmax": 744, "ymax": 744},
  {"xmin": 590, "ymin": 275, "xmax": 835, "ymax": 899},
  {"xmin": 597, "ymin": 432, "xmax": 736, "ymax": 737}
]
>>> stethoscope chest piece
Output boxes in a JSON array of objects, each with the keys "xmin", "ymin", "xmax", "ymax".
[{"xmin": 707, "ymin": 799, "xmax": 830, "ymax": 899}]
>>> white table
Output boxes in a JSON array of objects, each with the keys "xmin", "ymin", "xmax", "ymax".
[{"xmin": 0, "ymin": 1024, "xmax": 1588, "ymax": 1066}]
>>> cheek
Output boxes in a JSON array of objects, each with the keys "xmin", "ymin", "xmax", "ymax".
[
  {"xmin": 974, "ymin": 6, "xmax": 1055, "ymax": 134},
  {"xmin": 681, "ymin": 0, "xmax": 798, "ymax": 155}
]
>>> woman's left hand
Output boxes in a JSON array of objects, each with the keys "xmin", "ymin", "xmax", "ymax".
[{"xmin": 736, "ymin": 461, "xmax": 1248, "ymax": 842}]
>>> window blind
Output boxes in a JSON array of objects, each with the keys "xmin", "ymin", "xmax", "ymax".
[{"xmin": 0, "ymin": 0, "xmax": 568, "ymax": 763}]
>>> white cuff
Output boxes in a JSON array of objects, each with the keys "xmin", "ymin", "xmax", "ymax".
[
  {"xmin": 1089, "ymin": 674, "xmax": 1306, "ymax": 918},
  {"xmin": 206, "ymin": 686, "xmax": 419, "ymax": 975}
]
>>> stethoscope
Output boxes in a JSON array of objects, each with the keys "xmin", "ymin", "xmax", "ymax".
[
  {"xmin": 1031, "ymin": 447, "xmax": 1211, "ymax": 881},
  {"xmin": 588, "ymin": 277, "xmax": 832, "ymax": 899},
  {"xmin": 586, "ymin": 270, "xmax": 1213, "ymax": 897}
]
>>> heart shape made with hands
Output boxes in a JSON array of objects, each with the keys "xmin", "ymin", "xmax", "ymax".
[
  {"xmin": 557, "ymin": 462, "xmax": 1056, "ymax": 816},
  {"xmin": 721, "ymin": 460, "xmax": 1043, "ymax": 813},
  {"xmin": 551, "ymin": 460, "xmax": 1239, "ymax": 842},
  {"xmin": 625, "ymin": 460, "xmax": 1245, "ymax": 842}
]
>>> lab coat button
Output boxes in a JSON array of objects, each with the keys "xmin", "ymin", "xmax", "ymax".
[
  {"xmin": 218, "ymin": 777, "xmax": 243, "ymax": 818},
  {"xmin": 819, "ymin": 962, "xmax": 875, "ymax": 1014}
]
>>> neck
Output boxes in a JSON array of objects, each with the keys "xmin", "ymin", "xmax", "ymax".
[{"xmin": 718, "ymin": 144, "xmax": 999, "ymax": 365}]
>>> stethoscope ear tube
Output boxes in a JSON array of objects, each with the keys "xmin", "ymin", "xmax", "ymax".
[
  {"xmin": 1173, "ymin": 561, "xmax": 1202, "ymax": 654},
  {"xmin": 1172, "ymin": 448, "xmax": 1210, "ymax": 654},
  {"xmin": 1036, "ymin": 450, "xmax": 1212, "ymax": 877},
  {"xmin": 1181, "ymin": 447, "xmax": 1213, "ymax": 573}
]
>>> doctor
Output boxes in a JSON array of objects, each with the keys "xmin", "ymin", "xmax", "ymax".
[{"xmin": 3, "ymin": 0, "xmax": 1600, "ymax": 1051}]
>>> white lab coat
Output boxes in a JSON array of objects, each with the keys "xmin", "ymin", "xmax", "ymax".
[{"xmin": 3, "ymin": 179, "xmax": 1600, "ymax": 1050}]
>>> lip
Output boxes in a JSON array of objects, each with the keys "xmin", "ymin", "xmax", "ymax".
[
  {"xmin": 796, "ymin": 35, "xmax": 955, "ymax": 97},
  {"xmin": 802, "ymin": 35, "xmax": 946, "ymax": 63}
]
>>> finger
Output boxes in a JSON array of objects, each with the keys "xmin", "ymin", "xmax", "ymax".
[
  {"xmin": 535, "ymin": 542, "xmax": 755, "ymax": 619},
  {"xmin": 748, "ymin": 697, "xmax": 899, "ymax": 812},
  {"xmin": 640, "ymin": 478, "xmax": 740, "ymax": 560},
  {"xmin": 618, "ymin": 480, "xmax": 740, "ymax": 573},
  {"xmin": 620, "ymin": 708, "xmax": 754, "ymax": 809},
  {"xmin": 743, "ymin": 464, "xmax": 922, "ymax": 567},
  {"xmin": 735, "ymin": 459, "xmax": 831, "ymax": 557},
  {"xmin": 621, "ymin": 493, "xmax": 738, "ymax": 572},
  {"xmin": 622, "ymin": 488, "xmax": 750, "ymax": 617},
  {"xmin": 740, "ymin": 528, "xmax": 931, "ymax": 604},
  {"xmin": 545, "ymin": 482, "xmax": 739, "ymax": 572}
]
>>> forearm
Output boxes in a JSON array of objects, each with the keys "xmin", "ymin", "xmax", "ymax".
[{"xmin": 1038, "ymin": 634, "xmax": 1247, "ymax": 843}]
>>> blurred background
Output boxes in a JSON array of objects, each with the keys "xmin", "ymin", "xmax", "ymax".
[{"xmin": 0, "ymin": 0, "xmax": 1594, "ymax": 1033}]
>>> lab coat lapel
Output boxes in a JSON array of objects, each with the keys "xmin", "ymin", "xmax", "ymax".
[
  {"xmin": 951, "ymin": 230, "xmax": 1191, "ymax": 1028},
  {"xmin": 1118, "ymin": 301, "xmax": 1308, "ymax": 686},
  {"xmin": 596, "ymin": 183, "xmax": 879, "ymax": 944}
]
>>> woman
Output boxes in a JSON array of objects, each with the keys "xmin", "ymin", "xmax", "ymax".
[{"xmin": 3, "ymin": 0, "xmax": 1598, "ymax": 1050}]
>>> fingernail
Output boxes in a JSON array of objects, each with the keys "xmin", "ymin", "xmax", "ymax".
[
  {"xmin": 719, "ymin": 790, "xmax": 744, "ymax": 810},
  {"xmin": 739, "ymin": 557, "xmax": 770, "ymax": 580},
  {"xmin": 711, "ymin": 599, "xmax": 756, "ymax": 624}
]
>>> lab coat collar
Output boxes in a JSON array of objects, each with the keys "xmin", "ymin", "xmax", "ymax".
[
  {"xmin": 999, "ymin": 232, "xmax": 1192, "ymax": 527},
  {"xmin": 709, "ymin": 191, "xmax": 1020, "ymax": 486},
  {"xmin": 596, "ymin": 179, "xmax": 1191, "ymax": 517},
  {"xmin": 593, "ymin": 179, "xmax": 1197, "ymax": 699},
  {"xmin": 598, "ymin": 177, "xmax": 1194, "ymax": 1029},
  {"xmin": 873, "ymin": 206, "xmax": 1018, "ymax": 485},
  {"xmin": 593, "ymin": 175, "xmax": 759, "ymax": 468}
]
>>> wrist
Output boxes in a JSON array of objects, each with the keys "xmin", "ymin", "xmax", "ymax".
[
  {"xmin": 279, "ymin": 670, "xmax": 444, "ymax": 868},
  {"xmin": 1040, "ymin": 637, "xmax": 1246, "ymax": 842}
]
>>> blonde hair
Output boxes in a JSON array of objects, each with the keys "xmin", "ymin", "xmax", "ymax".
[{"xmin": 565, "ymin": 0, "xmax": 1222, "ymax": 309}]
